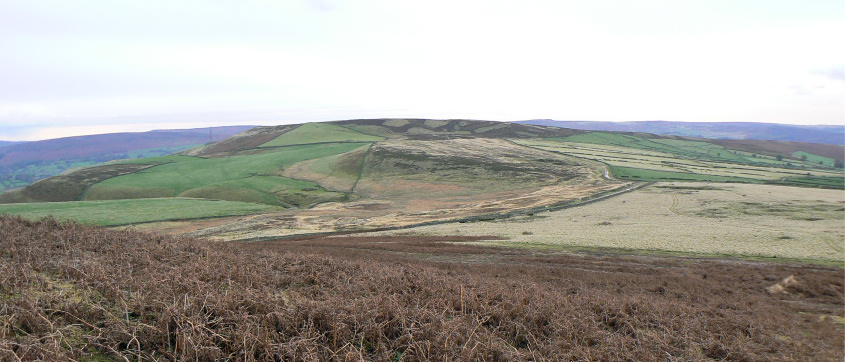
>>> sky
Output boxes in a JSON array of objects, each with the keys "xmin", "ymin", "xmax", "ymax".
[{"xmin": 1, "ymin": 0, "xmax": 843, "ymax": 141}]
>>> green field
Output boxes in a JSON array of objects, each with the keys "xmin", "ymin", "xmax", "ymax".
[
  {"xmin": 0, "ymin": 198, "xmax": 283, "ymax": 226},
  {"xmin": 259, "ymin": 123, "xmax": 384, "ymax": 147},
  {"xmin": 793, "ymin": 151, "xmax": 836, "ymax": 167},
  {"xmin": 84, "ymin": 143, "xmax": 366, "ymax": 206}
]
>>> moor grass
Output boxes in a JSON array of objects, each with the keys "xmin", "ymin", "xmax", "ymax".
[
  {"xmin": 385, "ymin": 182, "xmax": 845, "ymax": 262},
  {"xmin": 0, "ymin": 216, "xmax": 842, "ymax": 360}
]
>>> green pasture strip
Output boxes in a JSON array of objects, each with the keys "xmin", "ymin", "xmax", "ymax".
[
  {"xmin": 85, "ymin": 143, "xmax": 364, "ymax": 196},
  {"xmin": 792, "ymin": 151, "xmax": 836, "ymax": 167},
  {"xmin": 609, "ymin": 166, "xmax": 764, "ymax": 183},
  {"xmin": 83, "ymin": 143, "xmax": 365, "ymax": 205},
  {"xmin": 259, "ymin": 123, "xmax": 384, "ymax": 147},
  {"xmin": 774, "ymin": 176, "xmax": 845, "ymax": 189},
  {"xmin": 0, "ymin": 198, "xmax": 282, "ymax": 226}
]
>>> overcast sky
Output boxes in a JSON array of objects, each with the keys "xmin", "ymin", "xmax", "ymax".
[{"xmin": 1, "ymin": 0, "xmax": 843, "ymax": 141}]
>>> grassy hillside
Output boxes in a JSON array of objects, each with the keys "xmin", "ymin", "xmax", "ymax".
[
  {"xmin": 0, "ymin": 126, "xmax": 253, "ymax": 191},
  {"xmin": 1, "ymin": 119, "xmax": 842, "ymax": 234},
  {"xmin": 84, "ymin": 143, "xmax": 367, "ymax": 207},
  {"xmin": 259, "ymin": 122, "xmax": 384, "ymax": 147}
]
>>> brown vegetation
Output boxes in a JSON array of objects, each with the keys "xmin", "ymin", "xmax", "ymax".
[
  {"xmin": 1, "ymin": 215, "xmax": 842, "ymax": 360},
  {"xmin": 186, "ymin": 125, "xmax": 298, "ymax": 158}
]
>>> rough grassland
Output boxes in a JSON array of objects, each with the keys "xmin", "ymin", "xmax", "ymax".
[
  {"xmin": 379, "ymin": 182, "xmax": 845, "ymax": 262},
  {"xmin": 1, "ymin": 216, "xmax": 841, "ymax": 360},
  {"xmin": 518, "ymin": 138, "xmax": 843, "ymax": 186},
  {"xmin": 259, "ymin": 123, "xmax": 384, "ymax": 147},
  {"xmin": 0, "ymin": 198, "xmax": 282, "ymax": 226}
]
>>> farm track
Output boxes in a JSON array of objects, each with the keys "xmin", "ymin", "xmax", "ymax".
[{"xmin": 669, "ymin": 194, "xmax": 681, "ymax": 215}]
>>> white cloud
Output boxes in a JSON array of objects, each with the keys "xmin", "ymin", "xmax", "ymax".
[{"xmin": 0, "ymin": 0, "xmax": 843, "ymax": 140}]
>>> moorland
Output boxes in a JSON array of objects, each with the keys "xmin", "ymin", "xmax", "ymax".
[{"xmin": 0, "ymin": 118, "xmax": 842, "ymax": 360}]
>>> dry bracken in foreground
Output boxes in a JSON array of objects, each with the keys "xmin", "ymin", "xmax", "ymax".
[{"xmin": 0, "ymin": 216, "xmax": 842, "ymax": 360}]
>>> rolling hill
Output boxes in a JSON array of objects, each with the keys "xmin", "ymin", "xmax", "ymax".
[
  {"xmin": 517, "ymin": 120, "xmax": 845, "ymax": 145},
  {"xmin": 2, "ymin": 119, "xmax": 841, "ymax": 360},
  {"xmin": 0, "ymin": 126, "xmax": 254, "ymax": 191},
  {"xmin": 0, "ymin": 140, "xmax": 23, "ymax": 148},
  {"xmin": 0, "ymin": 118, "xmax": 841, "ymax": 237}
]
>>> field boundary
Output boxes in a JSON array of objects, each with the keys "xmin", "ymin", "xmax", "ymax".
[{"xmin": 238, "ymin": 181, "xmax": 653, "ymax": 242}]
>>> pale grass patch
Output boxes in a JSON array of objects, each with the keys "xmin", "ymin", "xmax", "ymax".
[{"xmin": 373, "ymin": 183, "xmax": 845, "ymax": 261}]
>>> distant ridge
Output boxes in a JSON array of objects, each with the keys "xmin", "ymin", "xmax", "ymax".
[
  {"xmin": 516, "ymin": 120, "xmax": 845, "ymax": 145},
  {"xmin": 0, "ymin": 141, "xmax": 23, "ymax": 148},
  {"xmin": 0, "ymin": 125, "xmax": 255, "ymax": 190}
]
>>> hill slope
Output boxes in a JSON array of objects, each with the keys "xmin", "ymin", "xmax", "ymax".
[
  {"xmin": 0, "ymin": 126, "xmax": 252, "ymax": 191},
  {"xmin": 0, "ymin": 126, "xmax": 254, "ymax": 191},
  {"xmin": 0, "ymin": 119, "xmax": 620, "ymax": 237},
  {"xmin": 518, "ymin": 120, "xmax": 845, "ymax": 145},
  {"xmin": 1, "ymin": 119, "xmax": 841, "ymax": 239},
  {"xmin": 0, "ymin": 140, "xmax": 23, "ymax": 148}
]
